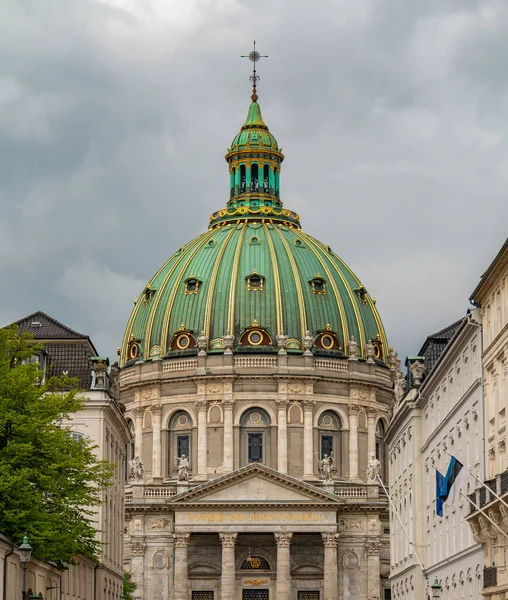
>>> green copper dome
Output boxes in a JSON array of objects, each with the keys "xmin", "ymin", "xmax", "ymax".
[
  {"xmin": 120, "ymin": 94, "xmax": 389, "ymax": 366},
  {"xmin": 228, "ymin": 100, "xmax": 280, "ymax": 152}
]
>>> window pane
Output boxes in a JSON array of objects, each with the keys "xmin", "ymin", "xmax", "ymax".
[
  {"xmin": 321, "ymin": 435, "xmax": 333, "ymax": 458},
  {"xmin": 178, "ymin": 435, "xmax": 190, "ymax": 458},
  {"xmin": 248, "ymin": 433, "xmax": 263, "ymax": 462}
]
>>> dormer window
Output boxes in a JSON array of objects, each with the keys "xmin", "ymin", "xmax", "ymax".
[
  {"xmin": 309, "ymin": 275, "xmax": 326, "ymax": 295},
  {"xmin": 142, "ymin": 285, "xmax": 157, "ymax": 303},
  {"xmin": 373, "ymin": 334, "xmax": 383, "ymax": 360},
  {"xmin": 246, "ymin": 271, "xmax": 265, "ymax": 291},
  {"xmin": 184, "ymin": 276, "xmax": 201, "ymax": 295},
  {"xmin": 354, "ymin": 285, "xmax": 368, "ymax": 304},
  {"xmin": 169, "ymin": 325, "xmax": 197, "ymax": 351}
]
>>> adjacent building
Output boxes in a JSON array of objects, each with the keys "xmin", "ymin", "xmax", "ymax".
[
  {"xmin": 6, "ymin": 311, "xmax": 130, "ymax": 600},
  {"xmin": 466, "ymin": 239, "xmax": 508, "ymax": 599},
  {"xmin": 120, "ymin": 83, "xmax": 394, "ymax": 600},
  {"xmin": 386, "ymin": 316, "xmax": 484, "ymax": 600}
]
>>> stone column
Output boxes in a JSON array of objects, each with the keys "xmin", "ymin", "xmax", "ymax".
[
  {"xmin": 129, "ymin": 540, "xmax": 146, "ymax": 599},
  {"xmin": 172, "ymin": 533, "xmax": 190, "ymax": 600},
  {"xmin": 277, "ymin": 399, "xmax": 288, "ymax": 474},
  {"xmin": 303, "ymin": 399, "xmax": 315, "ymax": 479},
  {"xmin": 223, "ymin": 399, "xmax": 234, "ymax": 473},
  {"xmin": 219, "ymin": 533, "xmax": 237, "ymax": 600},
  {"xmin": 367, "ymin": 407, "xmax": 377, "ymax": 464},
  {"xmin": 196, "ymin": 399, "xmax": 208, "ymax": 480},
  {"xmin": 322, "ymin": 533, "xmax": 339, "ymax": 600},
  {"xmin": 151, "ymin": 404, "xmax": 162, "ymax": 482},
  {"xmin": 274, "ymin": 533, "xmax": 293, "ymax": 600},
  {"xmin": 366, "ymin": 540, "xmax": 382, "ymax": 600},
  {"xmin": 348, "ymin": 404, "xmax": 360, "ymax": 481},
  {"xmin": 133, "ymin": 406, "xmax": 144, "ymax": 459}
]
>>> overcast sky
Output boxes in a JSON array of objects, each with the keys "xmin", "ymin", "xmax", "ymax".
[{"xmin": 1, "ymin": 0, "xmax": 507, "ymax": 366}]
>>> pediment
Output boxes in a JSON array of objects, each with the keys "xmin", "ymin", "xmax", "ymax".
[{"xmin": 168, "ymin": 464, "xmax": 343, "ymax": 507}]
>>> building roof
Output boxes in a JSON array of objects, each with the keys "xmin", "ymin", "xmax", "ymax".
[
  {"xmin": 470, "ymin": 237, "xmax": 508, "ymax": 305},
  {"xmin": 417, "ymin": 318, "xmax": 464, "ymax": 375},
  {"xmin": 11, "ymin": 311, "xmax": 98, "ymax": 390},
  {"xmin": 14, "ymin": 311, "xmax": 90, "ymax": 341},
  {"xmin": 120, "ymin": 93, "xmax": 390, "ymax": 367}
]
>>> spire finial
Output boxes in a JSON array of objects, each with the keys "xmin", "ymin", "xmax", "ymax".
[{"xmin": 241, "ymin": 41, "xmax": 268, "ymax": 102}]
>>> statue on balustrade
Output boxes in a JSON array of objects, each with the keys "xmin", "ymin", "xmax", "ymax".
[
  {"xmin": 319, "ymin": 453, "xmax": 334, "ymax": 481},
  {"xmin": 175, "ymin": 455, "xmax": 190, "ymax": 481}
]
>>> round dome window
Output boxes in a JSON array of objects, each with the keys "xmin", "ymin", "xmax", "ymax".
[
  {"xmin": 248, "ymin": 331, "xmax": 263, "ymax": 346},
  {"xmin": 177, "ymin": 334, "xmax": 190, "ymax": 349}
]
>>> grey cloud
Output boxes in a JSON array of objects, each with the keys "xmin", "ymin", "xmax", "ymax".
[{"xmin": 0, "ymin": 0, "xmax": 507, "ymax": 366}]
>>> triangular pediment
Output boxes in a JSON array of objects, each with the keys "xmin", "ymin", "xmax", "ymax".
[{"xmin": 168, "ymin": 464, "xmax": 343, "ymax": 507}]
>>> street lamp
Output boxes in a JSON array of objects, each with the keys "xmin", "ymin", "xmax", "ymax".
[
  {"xmin": 431, "ymin": 576, "xmax": 442, "ymax": 600},
  {"xmin": 19, "ymin": 535, "xmax": 32, "ymax": 600}
]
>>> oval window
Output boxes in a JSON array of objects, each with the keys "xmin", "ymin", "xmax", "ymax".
[
  {"xmin": 248, "ymin": 331, "xmax": 263, "ymax": 346},
  {"xmin": 321, "ymin": 334, "xmax": 334, "ymax": 349},
  {"xmin": 177, "ymin": 335, "xmax": 190, "ymax": 349}
]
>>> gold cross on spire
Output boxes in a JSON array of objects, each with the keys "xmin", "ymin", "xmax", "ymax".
[{"xmin": 241, "ymin": 41, "xmax": 268, "ymax": 102}]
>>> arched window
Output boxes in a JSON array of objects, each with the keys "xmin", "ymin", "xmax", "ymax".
[
  {"xmin": 317, "ymin": 411, "xmax": 342, "ymax": 477},
  {"xmin": 251, "ymin": 163, "xmax": 259, "ymax": 192},
  {"xmin": 240, "ymin": 408, "xmax": 272, "ymax": 467},
  {"xmin": 231, "ymin": 167, "xmax": 236, "ymax": 197},
  {"xmin": 240, "ymin": 165, "xmax": 246, "ymax": 193},
  {"xmin": 263, "ymin": 164, "xmax": 269, "ymax": 192},
  {"xmin": 274, "ymin": 167, "xmax": 279, "ymax": 197},
  {"xmin": 168, "ymin": 410, "xmax": 193, "ymax": 478},
  {"xmin": 376, "ymin": 419, "xmax": 386, "ymax": 480}
]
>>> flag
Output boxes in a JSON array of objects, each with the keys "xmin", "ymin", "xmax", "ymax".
[
  {"xmin": 436, "ymin": 456, "xmax": 468, "ymax": 516},
  {"xmin": 436, "ymin": 469, "xmax": 445, "ymax": 517}
]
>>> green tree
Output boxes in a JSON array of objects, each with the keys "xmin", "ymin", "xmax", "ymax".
[
  {"xmin": 122, "ymin": 571, "xmax": 137, "ymax": 600},
  {"xmin": 0, "ymin": 326, "xmax": 113, "ymax": 566}
]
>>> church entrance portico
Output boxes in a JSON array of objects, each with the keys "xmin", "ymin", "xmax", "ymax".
[{"xmin": 168, "ymin": 465, "xmax": 343, "ymax": 600}]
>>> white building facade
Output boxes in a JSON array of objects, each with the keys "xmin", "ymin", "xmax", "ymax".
[
  {"xmin": 466, "ymin": 239, "xmax": 508, "ymax": 599},
  {"xmin": 386, "ymin": 316, "xmax": 484, "ymax": 600}
]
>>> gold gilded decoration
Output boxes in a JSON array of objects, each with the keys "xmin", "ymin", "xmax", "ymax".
[
  {"xmin": 247, "ymin": 330, "xmax": 263, "ymax": 346},
  {"xmin": 244, "ymin": 578, "xmax": 267, "ymax": 586}
]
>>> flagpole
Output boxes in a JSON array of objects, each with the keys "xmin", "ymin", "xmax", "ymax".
[
  {"xmin": 460, "ymin": 489, "xmax": 508, "ymax": 541},
  {"xmin": 376, "ymin": 475, "xmax": 428, "ymax": 580},
  {"xmin": 443, "ymin": 448, "xmax": 508, "ymax": 511}
]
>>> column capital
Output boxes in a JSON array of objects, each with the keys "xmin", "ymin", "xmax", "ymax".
[
  {"xmin": 223, "ymin": 398, "xmax": 234, "ymax": 409},
  {"xmin": 196, "ymin": 398, "xmax": 207, "ymax": 410},
  {"xmin": 349, "ymin": 404, "xmax": 360, "ymax": 416},
  {"xmin": 276, "ymin": 398, "xmax": 289, "ymax": 408},
  {"xmin": 151, "ymin": 403, "xmax": 162, "ymax": 414},
  {"xmin": 274, "ymin": 532, "xmax": 293, "ymax": 547},
  {"xmin": 130, "ymin": 540, "xmax": 146, "ymax": 555},
  {"xmin": 219, "ymin": 533, "xmax": 238, "ymax": 547},
  {"xmin": 365, "ymin": 540, "xmax": 382, "ymax": 555},
  {"xmin": 367, "ymin": 406, "xmax": 377, "ymax": 417},
  {"xmin": 133, "ymin": 406, "xmax": 144, "ymax": 416},
  {"xmin": 321, "ymin": 533, "xmax": 339, "ymax": 547},
  {"xmin": 172, "ymin": 532, "xmax": 190, "ymax": 547}
]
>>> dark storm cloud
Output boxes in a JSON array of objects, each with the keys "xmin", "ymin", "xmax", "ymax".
[{"xmin": 1, "ymin": 0, "xmax": 507, "ymax": 364}]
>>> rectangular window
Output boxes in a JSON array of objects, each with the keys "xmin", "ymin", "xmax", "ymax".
[
  {"xmin": 192, "ymin": 593, "xmax": 214, "ymax": 600},
  {"xmin": 177, "ymin": 435, "xmax": 190, "ymax": 459},
  {"xmin": 320, "ymin": 435, "xmax": 333, "ymax": 459},
  {"xmin": 242, "ymin": 591, "xmax": 269, "ymax": 600},
  {"xmin": 248, "ymin": 433, "xmax": 263, "ymax": 463},
  {"xmin": 298, "ymin": 592, "xmax": 320, "ymax": 600}
]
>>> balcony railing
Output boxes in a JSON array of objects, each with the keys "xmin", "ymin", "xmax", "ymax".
[
  {"xmin": 468, "ymin": 469, "xmax": 508, "ymax": 513},
  {"xmin": 483, "ymin": 566, "xmax": 497, "ymax": 588}
]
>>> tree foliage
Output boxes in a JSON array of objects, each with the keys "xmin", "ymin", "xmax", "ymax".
[
  {"xmin": 122, "ymin": 571, "xmax": 137, "ymax": 600},
  {"xmin": 0, "ymin": 326, "xmax": 113, "ymax": 566}
]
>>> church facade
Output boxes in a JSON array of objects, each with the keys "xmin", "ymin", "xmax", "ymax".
[{"xmin": 120, "ymin": 75, "xmax": 395, "ymax": 600}]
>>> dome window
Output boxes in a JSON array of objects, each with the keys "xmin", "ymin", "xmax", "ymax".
[
  {"xmin": 354, "ymin": 285, "xmax": 368, "ymax": 304},
  {"xmin": 169, "ymin": 325, "xmax": 197, "ymax": 351},
  {"xmin": 246, "ymin": 271, "xmax": 265, "ymax": 291},
  {"xmin": 309, "ymin": 275, "xmax": 327, "ymax": 295},
  {"xmin": 239, "ymin": 320, "xmax": 272, "ymax": 347},
  {"xmin": 127, "ymin": 335, "xmax": 141, "ymax": 360},
  {"xmin": 315, "ymin": 325, "xmax": 341, "ymax": 351},
  {"xmin": 249, "ymin": 236, "xmax": 261, "ymax": 246},
  {"xmin": 372, "ymin": 334, "xmax": 383, "ymax": 360},
  {"xmin": 294, "ymin": 239, "xmax": 304, "ymax": 248},
  {"xmin": 142, "ymin": 285, "xmax": 157, "ymax": 304},
  {"xmin": 184, "ymin": 276, "xmax": 202, "ymax": 295}
]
